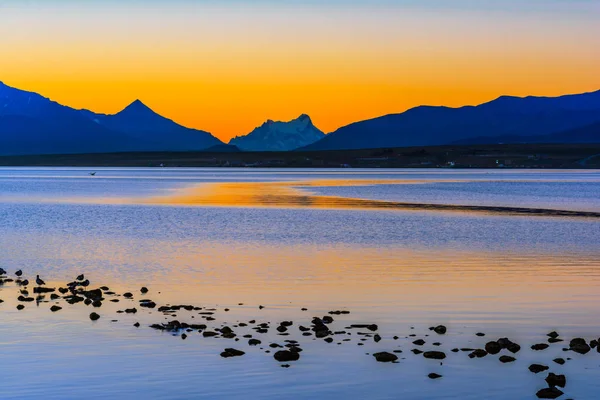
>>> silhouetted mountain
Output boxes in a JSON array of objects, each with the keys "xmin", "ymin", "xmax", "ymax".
[
  {"xmin": 229, "ymin": 114, "xmax": 324, "ymax": 151},
  {"xmin": 80, "ymin": 100, "xmax": 221, "ymax": 150},
  {"xmin": 454, "ymin": 121, "xmax": 600, "ymax": 145},
  {"xmin": 0, "ymin": 81, "xmax": 222, "ymax": 155},
  {"xmin": 301, "ymin": 90, "xmax": 600, "ymax": 151}
]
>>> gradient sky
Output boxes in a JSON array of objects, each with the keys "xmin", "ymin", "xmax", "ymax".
[{"xmin": 1, "ymin": 0, "xmax": 599, "ymax": 141}]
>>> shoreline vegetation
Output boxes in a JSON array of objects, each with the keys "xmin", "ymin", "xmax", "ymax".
[
  {"xmin": 1, "ymin": 144, "xmax": 600, "ymax": 169},
  {"xmin": 2, "ymin": 270, "xmax": 598, "ymax": 400}
]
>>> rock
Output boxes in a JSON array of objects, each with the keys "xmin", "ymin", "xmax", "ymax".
[
  {"xmin": 276, "ymin": 326, "xmax": 288, "ymax": 333},
  {"xmin": 16, "ymin": 304, "xmax": 25, "ymax": 310},
  {"xmin": 485, "ymin": 341, "xmax": 502, "ymax": 355},
  {"xmin": 249, "ymin": 339, "xmax": 261, "ymax": 346},
  {"xmin": 545, "ymin": 373, "xmax": 566, "ymax": 388},
  {"xmin": 428, "ymin": 373, "xmax": 442, "ymax": 379},
  {"xmin": 532, "ymin": 343, "xmax": 550, "ymax": 351},
  {"xmin": 536, "ymin": 387, "xmax": 564, "ymax": 399},
  {"xmin": 203, "ymin": 331, "xmax": 218, "ymax": 337},
  {"xmin": 324, "ymin": 337, "xmax": 334, "ymax": 343},
  {"xmin": 140, "ymin": 287, "xmax": 149, "ymax": 294},
  {"xmin": 134, "ymin": 322, "xmax": 140, "ymax": 328},
  {"xmin": 50, "ymin": 305, "xmax": 62, "ymax": 312},
  {"xmin": 322, "ymin": 316, "xmax": 334, "ymax": 324},
  {"xmin": 569, "ymin": 338, "xmax": 591, "ymax": 354},
  {"xmin": 468, "ymin": 349, "xmax": 488, "ymax": 359},
  {"xmin": 373, "ymin": 352, "xmax": 398, "ymax": 363},
  {"xmin": 506, "ymin": 343, "xmax": 521, "ymax": 354},
  {"xmin": 33, "ymin": 287, "xmax": 56, "ymax": 294},
  {"xmin": 529, "ymin": 364, "xmax": 549, "ymax": 374},
  {"xmin": 89, "ymin": 312, "xmax": 100, "ymax": 321},
  {"xmin": 123, "ymin": 292, "xmax": 133, "ymax": 298},
  {"xmin": 553, "ymin": 358, "xmax": 565, "ymax": 365},
  {"xmin": 548, "ymin": 338, "xmax": 563, "ymax": 344},
  {"xmin": 423, "ymin": 351, "xmax": 446, "ymax": 360},
  {"xmin": 476, "ymin": 333, "xmax": 485, "ymax": 337},
  {"xmin": 274, "ymin": 350, "xmax": 301, "ymax": 362},
  {"xmin": 413, "ymin": 339, "xmax": 426, "ymax": 346},
  {"xmin": 590, "ymin": 339, "xmax": 598, "ymax": 349},
  {"xmin": 181, "ymin": 334, "xmax": 187, "ymax": 340},
  {"xmin": 433, "ymin": 325, "xmax": 447, "ymax": 335},
  {"xmin": 125, "ymin": 308, "xmax": 137, "ymax": 314},
  {"xmin": 499, "ymin": 355, "xmax": 516, "ymax": 363},
  {"xmin": 374, "ymin": 334, "xmax": 382, "ymax": 343},
  {"xmin": 547, "ymin": 331, "xmax": 560, "ymax": 339},
  {"xmin": 411, "ymin": 349, "xmax": 423, "ymax": 355},
  {"xmin": 140, "ymin": 301, "xmax": 156, "ymax": 309},
  {"xmin": 220, "ymin": 348, "xmax": 245, "ymax": 358},
  {"xmin": 350, "ymin": 324, "xmax": 378, "ymax": 332}
]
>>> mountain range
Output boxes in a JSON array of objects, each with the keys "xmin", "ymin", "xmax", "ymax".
[
  {"xmin": 302, "ymin": 90, "xmax": 600, "ymax": 151},
  {"xmin": 229, "ymin": 114, "xmax": 324, "ymax": 151},
  {"xmin": 1, "ymin": 80, "xmax": 600, "ymax": 156}
]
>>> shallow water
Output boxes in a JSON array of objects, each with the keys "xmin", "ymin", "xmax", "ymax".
[{"xmin": 0, "ymin": 168, "xmax": 599, "ymax": 399}]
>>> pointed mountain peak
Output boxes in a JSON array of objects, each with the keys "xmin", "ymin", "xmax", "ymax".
[
  {"xmin": 120, "ymin": 99, "xmax": 155, "ymax": 114},
  {"xmin": 297, "ymin": 113, "xmax": 311, "ymax": 121}
]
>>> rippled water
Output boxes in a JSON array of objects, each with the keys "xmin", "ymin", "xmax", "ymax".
[{"xmin": 0, "ymin": 168, "xmax": 599, "ymax": 399}]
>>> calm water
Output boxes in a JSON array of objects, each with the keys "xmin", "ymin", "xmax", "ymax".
[{"xmin": 0, "ymin": 168, "xmax": 599, "ymax": 399}]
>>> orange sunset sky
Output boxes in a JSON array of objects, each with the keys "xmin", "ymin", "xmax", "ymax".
[{"xmin": 1, "ymin": 0, "xmax": 599, "ymax": 141}]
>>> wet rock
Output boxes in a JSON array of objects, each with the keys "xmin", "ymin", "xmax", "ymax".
[
  {"xmin": 33, "ymin": 287, "xmax": 56, "ymax": 294},
  {"xmin": 328, "ymin": 310, "xmax": 349, "ymax": 315},
  {"xmin": 529, "ymin": 364, "xmax": 549, "ymax": 374},
  {"xmin": 92, "ymin": 300, "xmax": 102, "ymax": 308},
  {"xmin": 65, "ymin": 295, "xmax": 84, "ymax": 305},
  {"xmin": 413, "ymin": 339, "xmax": 426, "ymax": 346},
  {"xmin": 469, "ymin": 349, "xmax": 488, "ymax": 359},
  {"xmin": 249, "ymin": 339, "xmax": 261, "ymax": 346},
  {"xmin": 506, "ymin": 343, "xmax": 521, "ymax": 354},
  {"xmin": 134, "ymin": 322, "xmax": 140, "ymax": 328},
  {"xmin": 548, "ymin": 338, "xmax": 563, "ymax": 344},
  {"xmin": 274, "ymin": 350, "xmax": 301, "ymax": 362},
  {"xmin": 532, "ymin": 343, "xmax": 550, "ymax": 351},
  {"xmin": 412, "ymin": 349, "xmax": 423, "ymax": 355},
  {"xmin": 89, "ymin": 312, "xmax": 100, "ymax": 321},
  {"xmin": 374, "ymin": 334, "xmax": 382, "ymax": 343},
  {"xmin": 423, "ymin": 351, "xmax": 446, "ymax": 360},
  {"xmin": 17, "ymin": 304, "xmax": 25, "ymax": 310},
  {"xmin": 553, "ymin": 358, "xmax": 565, "ymax": 365},
  {"xmin": 485, "ymin": 341, "xmax": 502, "ymax": 355},
  {"xmin": 276, "ymin": 326, "xmax": 288, "ymax": 333},
  {"xmin": 58, "ymin": 288, "xmax": 69, "ymax": 294},
  {"xmin": 181, "ymin": 334, "xmax": 187, "ymax": 340},
  {"xmin": 123, "ymin": 292, "xmax": 133, "ymax": 298},
  {"xmin": 545, "ymin": 373, "xmax": 566, "ymax": 388},
  {"xmin": 324, "ymin": 338, "xmax": 334, "ymax": 343},
  {"xmin": 322, "ymin": 316, "xmax": 334, "ymax": 324},
  {"xmin": 547, "ymin": 331, "xmax": 560, "ymax": 339},
  {"xmin": 432, "ymin": 325, "xmax": 447, "ymax": 335},
  {"xmin": 140, "ymin": 287, "xmax": 149, "ymax": 294},
  {"xmin": 373, "ymin": 352, "xmax": 398, "ymax": 363},
  {"xmin": 590, "ymin": 339, "xmax": 598, "ymax": 349},
  {"xmin": 499, "ymin": 355, "xmax": 516, "ymax": 363},
  {"xmin": 476, "ymin": 333, "xmax": 485, "ymax": 337},
  {"xmin": 125, "ymin": 308, "xmax": 137, "ymax": 314},
  {"xmin": 50, "ymin": 294, "xmax": 60, "ymax": 300},
  {"xmin": 220, "ymin": 348, "xmax": 245, "ymax": 358},
  {"xmin": 17, "ymin": 296, "xmax": 34, "ymax": 302},
  {"xmin": 84, "ymin": 299, "xmax": 92, "ymax": 306},
  {"xmin": 50, "ymin": 305, "xmax": 62, "ymax": 312},
  {"xmin": 203, "ymin": 331, "xmax": 218, "ymax": 337},
  {"xmin": 428, "ymin": 373, "xmax": 442, "ymax": 379},
  {"xmin": 350, "ymin": 324, "xmax": 378, "ymax": 332},
  {"xmin": 536, "ymin": 387, "xmax": 564, "ymax": 399},
  {"xmin": 140, "ymin": 301, "xmax": 156, "ymax": 309},
  {"xmin": 569, "ymin": 338, "xmax": 591, "ymax": 354}
]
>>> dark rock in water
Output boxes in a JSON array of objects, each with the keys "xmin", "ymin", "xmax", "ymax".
[
  {"xmin": 299, "ymin": 326, "xmax": 310, "ymax": 332},
  {"xmin": 507, "ymin": 343, "xmax": 521, "ymax": 354},
  {"xmin": 65, "ymin": 295, "xmax": 84, "ymax": 304},
  {"xmin": 274, "ymin": 350, "xmax": 301, "ymax": 362},
  {"xmin": 220, "ymin": 348, "xmax": 245, "ymax": 358},
  {"xmin": 545, "ymin": 373, "xmax": 566, "ymax": 388},
  {"xmin": 460, "ymin": 348, "xmax": 475, "ymax": 352},
  {"xmin": 50, "ymin": 294, "xmax": 60, "ymax": 300},
  {"xmin": 428, "ymin": 373, "xmax": 442, "ymax": 379},
  {"xmin": 373, "ymin": 352, "xmax": 398, "ymax": 363},
  {"xmin": 140, "ymin": 287, "xmax": 149, "ymax": 294},
  {"xmin": 532, "ymin": 343, "xmax": 550, "ymax": 351},
  {"xmin": 50, "ymin": 305, "xmax": 62, "ymax": 312},
  {"xmin": 432, "ymin": 342, "xmax": 441, "ymax": 346},
  {"xmin": 548, "ymin": 338, "xmax": 563, "ymax": 344},
  {"xmin": 476, "ymin": 333, "xmax": 485, "ymax": 337},
  {"xmin": 412, "ymin": 349, "xmax": 424, "ymax": 355},
  {"xmin": 485, "ymin": 341, "xmax": 502, "ymax": 355},
  {"xmin": 92, "ymin": 300, "xmax": 102, "ymax": 308},
  {"xmin": 276, "ymin": 326, "xmax": 288, "ymax": 333},
  {"xmin": 536, "ymin": 387, "xmax": 564, "ymax": 399},
  {"xmin": 269, "ymin": 343, "xmax": 282, "ymax": 348},
  {"xmin": 324, "ymin": 337, "xmax": 334, "ymax": 343},
  {"xmin": 569, "ymin": 338, "xmax": 591, "ymax": 354},
  {"xmin": 82, "ymin": 289, "xmax": 103, "ymax": 300},
  {"xmin": 423, "ymin": 351, "xmax": 446, "ymax": 360},
  {"xmin": 140, "ymin": 301, "xmax": 156, "ymax": 309},
  {"xmin": 89, "ymin": 312, "xmax": 100, "ymax": 321},
  {"xmin": 125, "ymin": 308, "xmax": 137, "ymax": 314},
  {"xmin": 322, "ymin": 316, "xmax": 334, "ymax": 324},
  {"xmin": 181, "ymin": 333, "xmax": 187, "ymax": 340},
  {"xmin": 17, "ymin": 304, "xmax": 25, "ymax": 310},
  {"xmin": 553, "ymin": 358, "xmax": 565, "ymax": 365},
  {"xmin": 84, "ymin": 299, "xmax": 92, "ymax": 306},
  {"xmin": 529, "ymin": 364, "xmax": 549, "ymax": 374},
  {"xmin": 203, "ymin": 331, "xmax": 218, "ymax": 337},
  {"xmin": 350, "ymin": 324, "xmax": 378, "ymax": 332},
  {"xmin": 547, "ymin": 331, "xmax": 560, "ymax": 339},
  {"xmin": 499, "ymin": 355, "xmax": 516, "ymax": 363},
  {"xmin": 123, "ymin": 292, "xmax": 133, "ymax": 298},
  {"xmin": 413, "ymin": 339, "xmax": 426, "ymax": 346},
  {"xmin": 451, "ymin": 348, "xmax": 460, "ymax": 353},
  {"xmin": 58, "ymin": 288, "xmax": 69, "ymax": 294},
  {"xmin": 280, "ymin": 321, "xmax": 294, "ymax": 327},
  {"xmin": 328, "ymin": 310, "xmax": 349, "ymax": 315},
  {"xmin": 33, "ymin": 287, "xmax": 56, "ymax": 294},
  {"xmin": 374, "ymin": 334, "xmax": 382, "ymax": 343},
  {"xmin": 17, "ymin": 295, "xmax": 34, "ymax": 302},
  {"xmin": 590, "ymin": 339, "xmax": 598, "ymax": 349},
  {"xmin": 433, "ymin": 325, "xmax": 447, "ymax": 335},
  {"xmin": 134, "ymin": 322, "xmax": 140, "ymax": 328},
  {"xmin": 469, "ymin": 349, "xmax": 488, "ymax": 359},
  {"xmin": 249, "ymin": 339, "xmax": 261, "ymax": 346}
]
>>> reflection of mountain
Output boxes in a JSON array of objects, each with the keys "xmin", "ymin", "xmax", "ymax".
[
  {"xmin": 302, "ymin": 90, "xmax": 600, "ymax": 151},
  {"xmin": 0, "ymin": 81, "xmax": 222, "ymax": 155},
  {"xmin": 229, "ymin": 114, "xmax": 324, "ymax": 151}
]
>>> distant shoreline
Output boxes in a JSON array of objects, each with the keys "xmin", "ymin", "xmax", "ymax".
[{"xmin": 1, "ymin": 143, "xmax": 599, "ymax": 169}]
